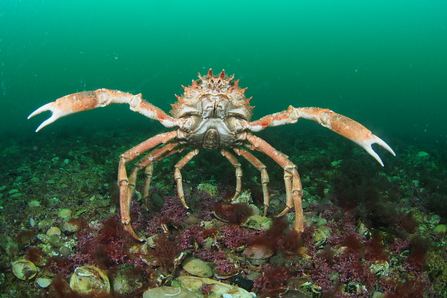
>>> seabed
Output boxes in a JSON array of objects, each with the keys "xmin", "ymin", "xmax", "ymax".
[{"xmin": 1, "ymin": 125, "xmax": 446, "ymax": 298}]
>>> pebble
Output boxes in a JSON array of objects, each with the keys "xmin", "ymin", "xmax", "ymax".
[
  {"xmin": 182, "ymin": 257, "xmax": 213, "ymax": 278},
  {"xmin": 28, "ymin": 200, "xmax": 41, "ymax": 208},
  {"xmin": 143, "ymin": 286, "xmax": 197, "ymax": 298},
  {"xmin": 173, "ymin": 276, "xmax": 253, "ymax": 298},
  {"xmin": 61, "ymin": 220, "xmax": 80, "ymax": 233},
  {"xmin": 57, "ymin": 208, "xmax": 72, "ymax": 219},
  {"xmin": 433, "ymin": 224, "xmax": 447, "ymax": 234},
  {"xmin": 243, "ymin": 244, "xmax": 274, "ymax": 260},
  {"xmin": 46, "ymin": 227, "xmax": 61, "ymax": 237},
  {"xmin": 36, "ymin": 277, "xmax": 52, "ymax": 288},
  {"xmin": 8, "ymin": 189, "xmax": 19, "ymax": 194},
  {"xmin": 197, "ymin": 183, "xmax": 219, "ymax": 196}
]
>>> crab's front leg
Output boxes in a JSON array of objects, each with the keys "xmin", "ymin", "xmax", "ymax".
[
  {"xmin": 248, "ymin": 106, "xmax": 395, "ymax": 166},
  {"xmin": 28, "ymin": 88, "xmax": 178, "ymax": 131}
]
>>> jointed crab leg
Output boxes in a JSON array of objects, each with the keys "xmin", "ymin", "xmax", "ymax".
[
  {"xmin": 248, "ymin": 106, "xmax": 395, "ymax": 166},
  {"xmin": 127, "ymin": 143, "xmax": 179, "ymax": 199},
  {"xmin": 233, "ymin": 147, "xmax": 271, "ymax": 216},
  {"xmin": 28, "ymin": 88, "xmax": 179, "ymax": 131},
  {"xmin": 119, "ymin": 131, "xmax": 177, "ymax": 241},
  {"xmin": 174, "ymin": 149, "xmax": 200, "ymax": 209},
  {"xmin": 220, "ymin": 149, "xmax": 243, "ymax": 200},
  {"xmin": 246, "ymin": 133, "xmax": 304, "ymax": 233}
]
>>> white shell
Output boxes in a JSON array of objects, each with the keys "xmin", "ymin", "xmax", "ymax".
[
  {"xmin": 69, "ymin": 265, "xmax": 110, "ymax": 294},
  {"xmin": 12, "ymin": 259, "xmax": 37, "ymax": 280}
]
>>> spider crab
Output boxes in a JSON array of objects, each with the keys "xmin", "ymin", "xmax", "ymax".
[{"xmin": 29, "ymin": 69, "xmax": 395, "ymax": 241}]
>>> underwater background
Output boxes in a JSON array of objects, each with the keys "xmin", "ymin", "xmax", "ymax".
[{"xmin": 1, "ymin": 0, "xmax": 447, "ymax": 297}]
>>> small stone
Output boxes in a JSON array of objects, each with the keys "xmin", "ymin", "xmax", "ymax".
[
  {"xmin": 28, "ymin": 200, "xmax": 41, "ymax": 208},
  {"xmin": 36, "ymin": 277, "xmax": 52, "ymax": 288},
  {"xmin": 38, "ymin": 219, "xmax": 55, "ymax": 230},
  {"xmin": 173, "ymin": 276, "xmax": 253, "ymax": 298},
  {"xmin": 243, "ymin": 244, "xmax": 274, "ymax": 260},
  {"xmin": 417, "ymin": 151, "xmax": 429, "ymax": 157},
  {"xmin": 313, "ymin": 226, "xmax": 331, "ymax": 247},
  {"xmin": 433, "ymin": 224, "xmax": 447, "ymax": 234},
  {"xmin": 46, "ymin": 227, "xmax": 61, "ymax": 237},
  {"xmin": 197, "ymin": 183, "xmax": 219, "ymax": 196},
  {"xmin": 57, "ymin": 208, "xmax": 72, "ymax": 219},
  {"xmin": 61, "ymin": 220, "xmax": 80, "ymax": 233},
  {"xmin": 150, "ymin": 192, "xmax": 165, "ymax": 209},
  {"xmin": 370, "ymin": 260, "xmax": 390, "ymax": 277},
  {"xmin": 30, "ymin": 177, "xmax": 40, "ymax": 183},
  {"xmin": 232, "ymin": 190, "xmax": 253, "ymax": 204},
  {"xmin": 182, "ymin": 257, "xmax": 213, "ymax": 278},
  {"xmin": 241, "ymin": 215, "xmax": 272, "ymax": 230},
  {"xmin": 59, "ymin": 246, "xmax": 72, "ymax": 258},
  {"xmin": 143, "ymin": 286, "xmax": 197, "ymax": 298}
]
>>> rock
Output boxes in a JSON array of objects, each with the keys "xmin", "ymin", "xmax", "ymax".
[
  {"xmin": 12, "ymin": 259, "xmax": 38, "ymax": 280},
  {"xmin": 61, "ymin": 220, "xmax": 80, "ymax": 233},
  {"xmin": 232, "ymin": 190, "xmax": 253, "ymax": 204},
  {"xmin": 69, "ymin": 265, "xmax": 110, "ymax": 294},
  {"xmin": 241, "ymin": 214, "xmax": 272, "ymax": 230},
  {"xmin": 28, "ymin": 200, "xmax": 41, "ymax": 208},
  {"xmin": 36, "ymin": 277, "xmax": 52, "ymax": 288},
  {"xmin": 150, "ymin": 192, "xmax": 165, "ymax": 209},
  {"xmin": 46, "ymin": 227, "xmax": 61, "ymax": 237},
  {"xmin": 417, "ymin": 151, "xmax": 429, "ymax": 157},
  {"xmin": 197, "ymin": 183, "xmax": 219, "ymax": 196},
  {"xmin": 57, "ymin": 208, "xmax": 72, "ymax": 219},
  {"xmin": 38, "ymin": 219, "xmax": 55, "ymax": 230},
  {"xmin": 182, "ymin": 257, "xmax": 213, "ymax": 278},
  {"xmin": 143, "ymin": 286, "xmax": 198, "ymax": 298},
  {"xmin": 433, "ymin": 224, "xmax": 447, "ymax": 234},
  {"xmin": 173, "ymin": 276, "xmax": 253, "ymax": 298},
  {"xmin": 313, "ymin": 226, "xmax": 331, "ymax": 247},
  {"xmin": 243, "ymin": 243, "xmax": 274, "ymax": 260},
  {"xmin": 370, "ymin": 260, "xmax": 390, "ymax": 277}
]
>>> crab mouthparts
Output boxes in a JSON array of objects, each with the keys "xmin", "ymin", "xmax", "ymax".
[{"xmin": 203, "ymin": 128, "xmax": 220, "ymax": 149}]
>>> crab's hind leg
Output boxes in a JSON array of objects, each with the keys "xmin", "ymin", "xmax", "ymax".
[
  {"xmin": 28, "ymin": 88, "xmax": 177, "ymax": 131},
  {"xmin": 128, "ymin": 143, "xmax": 179, "ymax": 200},
  {"xmin": 220, "ymin": 149, "xmax": 243, "ymax": 200},
  {"xmin": 245, "ymin": 133, "xmax": 304, "ymax": 233},
  {"xmin": 174, "ymin": 149, "xmax": 200, "ymax": 209},
  {"xmin": 233, "ymin": 147, "xmax": 271, "ymax": 216},
  {"xmin": 118, "ymin": 131, "xmax": 177, "ymax": 241}
]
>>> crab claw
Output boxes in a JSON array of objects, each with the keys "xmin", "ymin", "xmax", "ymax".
[
  {"xmin": 315, "ymin": 109, "xmax": 396, "ymax": 166},
  {"xmin": 349, "ymin": 133, "xmax": 395, "ymax": 167},
  {"xmin": 28, "ymin": 101, "xmax": 74, "ymax": 132},
  {"xmin": 289, "ymin": 107, "xmax": 395, "ymax": 166}
]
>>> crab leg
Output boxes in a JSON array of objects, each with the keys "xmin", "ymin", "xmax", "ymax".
[
  {"xmin": 220, "ymin": 149, "xmax": 243, "ymax": 200},
  {"xmin": 233, "ymin": 147, "xmax": 271, "ymax": 216},
  {"xmin": 28, "ymin": 88, "xmax": 179, "ymax": 131},
  {"xmin": 174, "ymin": 149, "xmax": 200, "ymax": 209},
  {"xmin": 127, "ymin": 143, "xmax": 179, "ymax": 199},
  {"xmin": 119, "ymin": 131, "xmax": 177, "ymax": 241},
  {"xmin": 246, "ymin": 133, "xmax": 304, "ymax": 233},
  {"xmin": 247, "ymin": 106, "xmax": 395, "ymax": 166}
]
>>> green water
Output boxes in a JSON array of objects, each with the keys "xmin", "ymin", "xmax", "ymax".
[{"xmin": 1, "ymin": 0, "xmax": 446, "ymax": 146}]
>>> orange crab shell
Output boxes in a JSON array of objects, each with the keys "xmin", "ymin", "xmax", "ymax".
[{"xmin": 169, "ymin": 69, "xmax": 254, "ymax": 120}]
